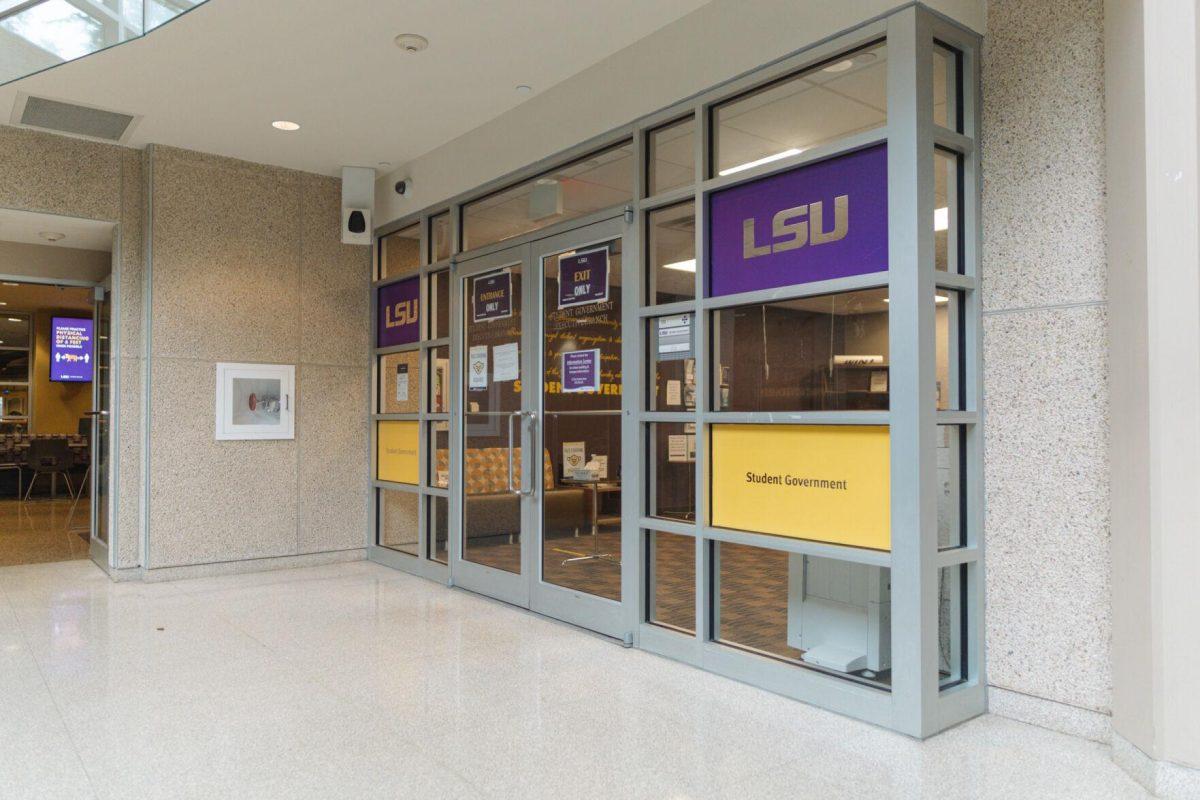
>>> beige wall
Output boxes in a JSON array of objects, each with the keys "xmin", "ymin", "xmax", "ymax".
[
  {"xmin": 0, "ymin": 241, "xmax": 111, "ymax": 283},
  {"xmin": 0, "ymin": 124, "xmax": 143, "ymax": 569},
  {"xmin": 1107, "ymin": 0, "xmax": 1200, "ymax": 781},
  {"xmin": 144, "ymin": 146, "xmax": 370, "ymax": 570}
]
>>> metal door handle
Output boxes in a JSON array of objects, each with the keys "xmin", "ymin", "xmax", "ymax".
[
  {"xmin": 519, "ymin": 411, "xmax": 537, "ymax": 496},
  {"xmin": 506, "ymin": 410, "xmax": 522, "ymax": 495}
]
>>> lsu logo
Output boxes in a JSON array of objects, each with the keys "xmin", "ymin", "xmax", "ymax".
[
  {"xmin": 385, "ymin": 298, "xmax": 418, "ymax": 329},
  {"xmin": 743, "ymin": 195, "xmax": 849, "ymax": 260}
]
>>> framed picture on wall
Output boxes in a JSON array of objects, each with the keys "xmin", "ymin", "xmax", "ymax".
[{"xmin": 214, "ymin": 363, "xmax": 295, "ymax": 440}]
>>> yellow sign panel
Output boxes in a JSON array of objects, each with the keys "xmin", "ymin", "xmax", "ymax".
[
  {"xmin": 377, "ymin": 420, "xmax": 419, "ymax": 484},
  {"xmin": 711, "ymin": 424, "xmax": 890, "ymax": 550}
]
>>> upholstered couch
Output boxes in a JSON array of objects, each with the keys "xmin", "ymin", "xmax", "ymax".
[{"xmin": 437, "ymin": 447, "xmax": 587, "ymax": 543}]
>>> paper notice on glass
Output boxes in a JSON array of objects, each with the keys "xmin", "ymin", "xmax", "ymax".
[
  {"xmin": 493, "ymin": 342, "xmax": 519, "ymax": 382},
  {"xmin": 563, "ymin": 441, "xmax": 586, "ymax": 478},
  {"xmin": 468, "ymin": 345, "xmax": 488, "ymax": 390},
  {"xmin": 592, "ymin": 455, "xmax": 608, "ymax": 478},
  {"xmin": 686, "ymin": 434, "xmax": 696, "ymax": 461},
  {"xmin": 668, "ymin": 435, "xmax": 688, "ymax": 462},
  {"xmin": 666, "ymin": 380, "xmax": 682, "ymax": 406},
  {"xmin": 656, "ymin": 313, "xmax": 692, "ymax": 361},
  {"xmin": 870, "ymin": 370, "xmax": 888, "ymax": 393},
  {"xmin": 395, "ymin": 363, "xmax": 409, "ymax": 403}
]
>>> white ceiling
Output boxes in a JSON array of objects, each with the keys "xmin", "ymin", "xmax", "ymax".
[
  {"xmin": 0, "ymin": 0, "xmax": 711, "ymax": 176},
  {"xmin": 0, "ymin": 207, "xmax": 113, "ymax": 250}
]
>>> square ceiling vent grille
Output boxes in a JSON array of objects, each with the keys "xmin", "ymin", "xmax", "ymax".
[{"xmin": 11, "ymin": 95, "xmax": 140, "ymax": 143}]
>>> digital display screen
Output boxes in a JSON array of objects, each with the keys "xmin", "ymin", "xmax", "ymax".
[{"xmin": 50, "ymin": 317, "xmax": 93, "ymax": 383}]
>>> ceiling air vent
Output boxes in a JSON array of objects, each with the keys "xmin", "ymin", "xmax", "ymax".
[{"xmin": 11, "ymin": 94, "xmax": 140, "ymax": 144}]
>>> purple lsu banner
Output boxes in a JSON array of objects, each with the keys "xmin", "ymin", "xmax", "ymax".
[
  {"xmin": 377, "ymin": 276, "xmax": 420, "ymax": 348},
  {"xmin": 708, "ymin": 143, "xmax": 888, "ymax": 297},
  {"xmin": 558, "ymin": 247, "xmax": 609, "ymax": 309}
]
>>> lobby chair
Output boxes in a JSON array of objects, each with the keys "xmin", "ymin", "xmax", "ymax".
[
  {"xmin": 23, "ymin": 438, "xmax": 75, "ymax": 501},
  {"xmin": 0, "ymin": 451, "xmax": 20, "ymax": 499}
]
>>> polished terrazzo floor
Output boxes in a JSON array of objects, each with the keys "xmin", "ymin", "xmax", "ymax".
[
  {"xmin": 0, "ymin": 497, "xmax": 91, "ymax": 567},
  {"xmin": 0, "ymin": 559, "xmax": 1150, "ymax": 800}
]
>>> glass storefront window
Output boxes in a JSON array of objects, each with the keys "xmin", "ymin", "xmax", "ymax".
[
  {"xmin": 378, "ymin": 351, "xmax": 419, "ymax": 414},
  {"xmin": 936, "ymin": 291, "xmax": 962, "ymax": 410},
  {"xmin": 647, "ymin": 313, "xmax": 696, "ymax": 412},
  {"xmin": 380, "ymin": 223, "xmax": 420, "ymax": 280},
  {"xmin": 714, "ymin": 540, "xmax": 892, "ymax": 689},
  {"xmin": 647, "ymin": 423, "xmax": 695, "ymax": 522},
  {"xmin": 427, "ymin": 494, "xmax": 448, "ymax": 564},
  {"xmin": 933, "ymin": 43, "xmax": 962, "ymax": 132},
  {"xmin": 646, "ymin": 202, "xmax": 695, "ymax": 306},
  {"xmin": 428, "ymin": 421, "xmax": 449, "ymax": 489},
  {"xmin": 648, "ymin": 530, "xmax": 695, "ymax": 633},
  {"xmin": 429, "ymin": 212, "xmax": 452, "ymax": 262},
  {"xmin": 378, "ymin": 488, "xmax": 419, "ymax": 556},
  {"xmin": 937, "ymin": 425, "xmax": 965, "ymax": 549},
  {"xmin": 712, "ymin": 41, "xmax": 887, "ymax": 177},
  {"xmin": 713, "ymin": 288, "xmax": 889, "ymax": 412},
  {"xmin": 647, "ymin": 116, "xmax": 695, "ymax": 196},
  {"xmin": 429, "ymin": 269, "xmax": 450, "ymax": 340},
  {"xmin": 939, "ymin": 564, "xmax": 967, "ymax": 688},
  {"xmin": 428, "ymin": 345, "xmax": 449, "ymax": 413},
  {"xmin": 935, "ymin": 147, "xmax": 962, "ymax": 273},
  {"xmin": 462, "ymin": 141, "xmax": 634, "ymax": 251}
]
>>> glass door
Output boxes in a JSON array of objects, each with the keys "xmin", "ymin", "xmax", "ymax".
[
  {"xmin": 528, "ymin": 218, "xmax": 630, "ymax": 638},
  {"xmin": 88, "ymin": 279, "xmax": 112, "ymax": 562},
  {"xmin": 451, "ymin": 245, "xmax": 535, "ymax": 607}
]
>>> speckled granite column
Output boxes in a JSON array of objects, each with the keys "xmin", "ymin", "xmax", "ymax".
[
  {"xmin": 145, "ymin": 147, "xmax": 369, "ymax": 570},
  {"xmin": 981, "ymin": 0, "xmax": 1111, "ymax": 732}
]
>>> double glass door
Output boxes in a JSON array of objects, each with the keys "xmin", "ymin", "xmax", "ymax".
[{"xmin": 450, "ymin": 217, "xmax": 630, "ymax": 638}]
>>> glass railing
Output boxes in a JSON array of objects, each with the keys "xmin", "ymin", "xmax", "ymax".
[{"xmin": 0, "ymin": 0, "xmax": 207, "ymax": 85}]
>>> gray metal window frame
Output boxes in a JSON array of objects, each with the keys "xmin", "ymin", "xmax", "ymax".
[{"xmin": 368, "ymin": 3, "xmax": 983, "ymax": 738}]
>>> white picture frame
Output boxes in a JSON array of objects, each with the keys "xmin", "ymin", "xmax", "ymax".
[{"xmin": 215, "ymin": 362, "xmax": 295, "ymax": 440}]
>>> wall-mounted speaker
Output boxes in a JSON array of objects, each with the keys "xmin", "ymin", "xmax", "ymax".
[{"xmin": 341, "ymin": 166, "xmax": 375, "ymax": 245}]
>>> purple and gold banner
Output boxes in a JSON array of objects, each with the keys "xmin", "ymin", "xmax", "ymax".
[
  {"xmin": 708, "ymin": 144, "xmax": 888, "ymax": 297},
  {"xmin": 377, "ymin": 276, "xmax": 420, "ymax": 348}
]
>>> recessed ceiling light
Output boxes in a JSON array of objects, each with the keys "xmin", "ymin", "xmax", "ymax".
[
  {"xmin": 1, "ymin": 282, "xmax": 17, "ymax": 287},
  {"xmin": 394, "ymin": 33, "xmax": 429, "ymax": 53},
  {"xmin": 7, "ymin": 318, "xmax": 20, "ymax": 322},
  {"xmin": 0, "ymin": 302, "xmax": 7, "ymax": 306},
  {"xmin": 38, "ymin": 231, "xmax": 65, "ymax": 242},
  {"xmin": 272, "ymin": 120, "xmax": 300, "ymax": 131},
  {"xmin": 823, "ymin": 59, "xmax": 855, "ymax": 73},
  {"xmin": 515, "ymin": 84, "xmax": 533, "ymax": 95},
  {"xmin": 378, "ymin": 161, "xmax": 392, "ymax": 169}
]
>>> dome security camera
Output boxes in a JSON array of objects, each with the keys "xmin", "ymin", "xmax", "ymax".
[{"xmin": 394, "ymin": 178, "xmax": 411, "ymax": 196}]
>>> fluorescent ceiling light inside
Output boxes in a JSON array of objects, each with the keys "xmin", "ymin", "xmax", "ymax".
[
  {"xmin": 663, "ymin": 259, "xmax": 696, "ymax": 272},
  {"xmin": 934, "ymin": 206, "xmax": 949, "ymax": 231},
  {"xmin": 7, "ymin": 317, "xmax": 21, "ymax": 322},
  {"xmin": 719, "ymin": 148, "xmax": 804, "ymax": 177},
  {"xmin": 272, "ymin": 120, "xmax": 300, "ymax": 131},
  {"xmin": 882, "ymin": 295, "xmax": 951, "ymax": 304}
]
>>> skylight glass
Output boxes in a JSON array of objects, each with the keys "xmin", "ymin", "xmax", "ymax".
[{"xmin": 0, "ymin": 0, "xmax": 207, "ymax": 85}]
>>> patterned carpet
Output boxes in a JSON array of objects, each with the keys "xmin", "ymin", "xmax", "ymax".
[{"xmin": 458, "ymin": 527, "xmax": 898, "ymax": 689}]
